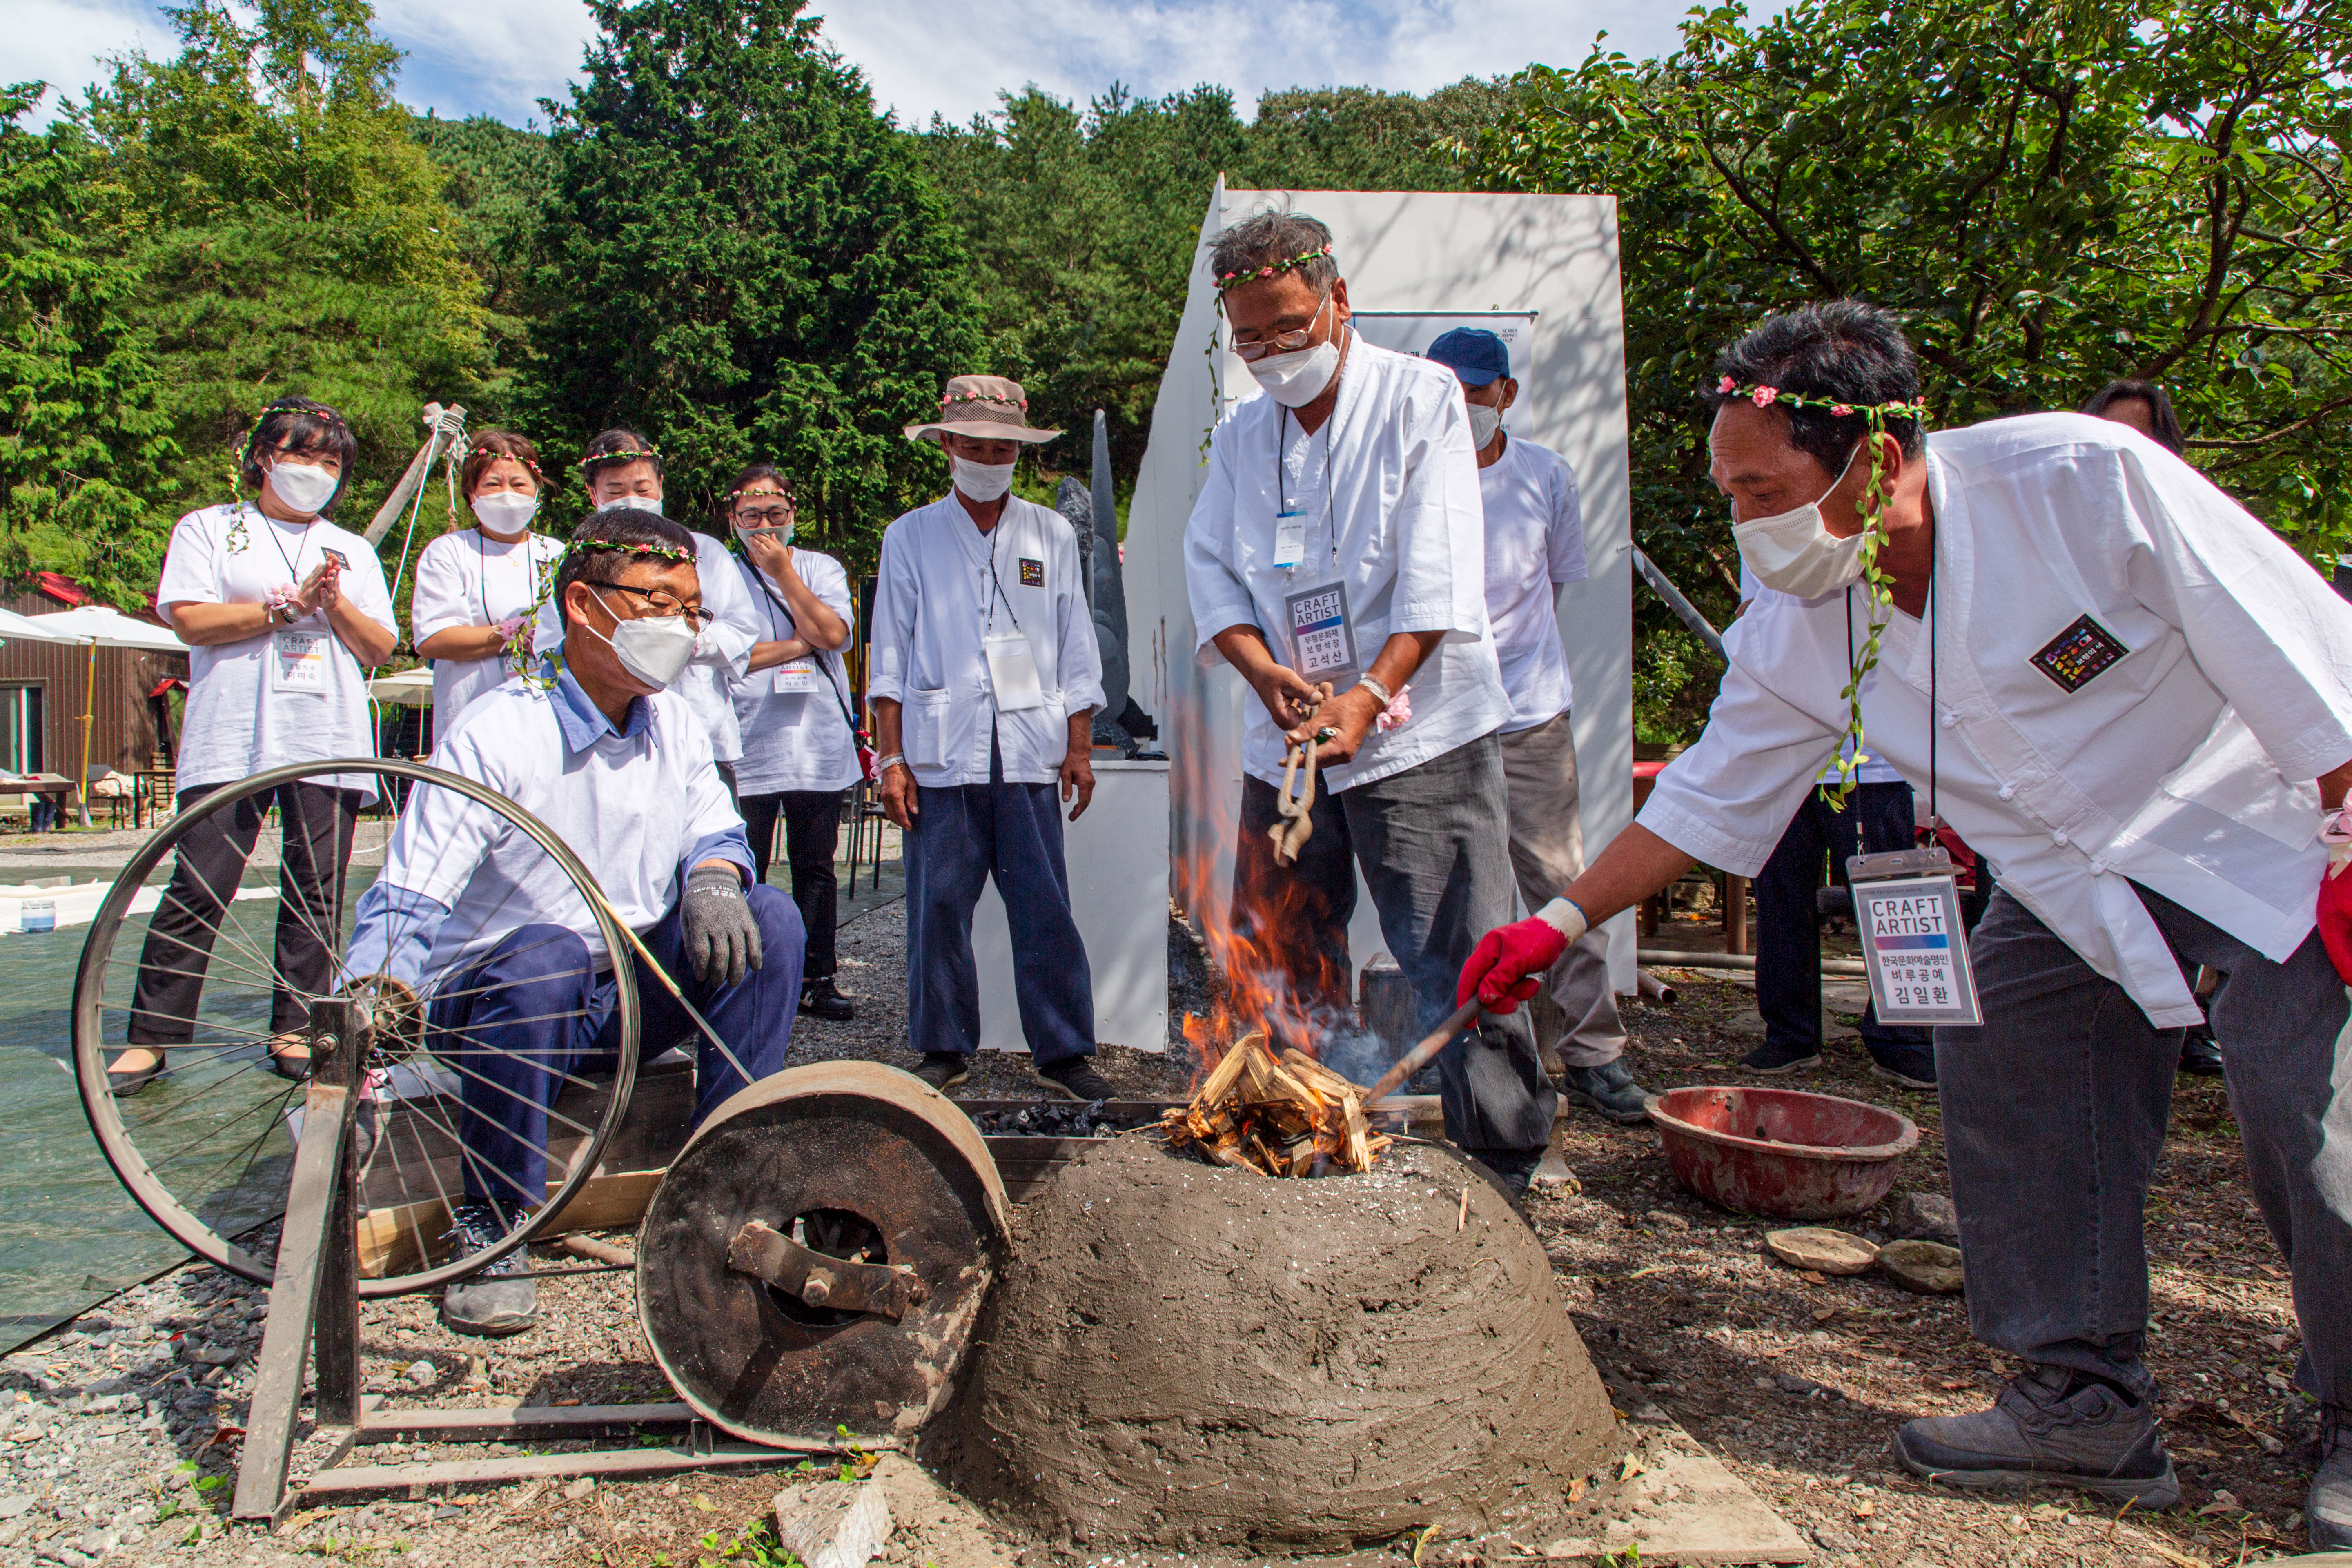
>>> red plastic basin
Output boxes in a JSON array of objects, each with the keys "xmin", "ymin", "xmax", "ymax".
[{"xmin": 1649, "ymin": 1085, "xmax": 1920, "ymax": 1220}]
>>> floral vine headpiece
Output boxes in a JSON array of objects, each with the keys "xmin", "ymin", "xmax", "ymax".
[
  {"xmin": 1715, "ymin": 376, "xmax": 1929, "ymax": 808},
  {"xmin": 941, "ymin": 389, "xmax": 1027, "ymax": 412},
  {"xmin": 1214, "ymin": 246, "xmax": 1334, "ymax": 292},
  {"xmin": 578, "ymin": 447, "xmax": 659, "ymax": 470},
  {"xmin": 238, "ymin": 397, "xmax": 348, "ymax": 470}
]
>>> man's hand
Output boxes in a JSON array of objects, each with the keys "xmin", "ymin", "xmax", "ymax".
[
  {"xmin": 1249, "ymin": 664, "xmax": 1330, "ymax": 733},
  {"xmin": 879, "ymin": 762, "xmax": 919, "ymax": 829},
  {"xmin": 1061, "ymin": 749, "xmax": 1095, "ymax": 821},
  {"xmin": 1290, "ymin": 685, "xmax": 1381, "ymax": 766},
  {"xmin": 680, "ymin": 864, "xmax": 761, "ymax": 987},
  {"xmin": 1457, "ymin": 900, "xmax": 1590, "ymax": 1013}
]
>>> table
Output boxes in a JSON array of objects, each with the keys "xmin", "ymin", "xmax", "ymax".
[
  {"xmin": 1631, "ymin": 760, "xmax": 1748, "ymax": 952},
  {"xmin": 2, "ymin": 775, "xmax": 78, "ymax": 834}
]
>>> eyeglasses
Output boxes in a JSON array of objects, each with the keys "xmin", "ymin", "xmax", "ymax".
[
  {"xmin": 1231, "ymin": 294, "xmax": 1331, "ymax": 363},
  {"xmin": 733, "ymin": 504, "xmax": 795, "ymax": 529},
  {"xmin": 600, "ymin": 582, "xmax": 715, "ymax": 630}
]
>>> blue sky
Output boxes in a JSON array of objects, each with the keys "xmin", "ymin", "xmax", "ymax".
[{"xmin": 6, "ymin": 0, "xmax": 1748, "ymax": 131}]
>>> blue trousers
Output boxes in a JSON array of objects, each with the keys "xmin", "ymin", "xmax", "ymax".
[
  {"xmin": 906, "ymin": 759, "xmax": 1093, "ymax": 1065},
  {"xmin": 1755, "ymin": 780, "xmax": 1931, "ymax": 1058},
  {"xmin": 426, "ymin": 884, "xmax": 805, "ymax": 1217}
]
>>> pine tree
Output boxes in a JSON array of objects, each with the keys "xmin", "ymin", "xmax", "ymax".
[{"xmin": 526, "ymin": 0, "xmax": 982, "ymax": 555}]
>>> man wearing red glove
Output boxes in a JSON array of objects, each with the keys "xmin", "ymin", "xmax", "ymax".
[{"xmin": 1462, "ymin": 301, "xmax": 2352, "ymax": 1551}]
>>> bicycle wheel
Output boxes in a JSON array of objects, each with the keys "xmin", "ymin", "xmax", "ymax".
[{"xmin": 71, "ymin": 758, "xmax": 641, "ymax": 1297}]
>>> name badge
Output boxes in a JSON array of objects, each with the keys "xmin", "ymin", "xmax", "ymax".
[
  {"xmin": 772, "ymin": 657, "xmax": 820, "ymax": 694},
  {"xmin": 273, "ymin": 629, "xmax": 327, "ymax": 694},
  {"xmin": 1846, "ymin": 847, "xmax": 1982, "ymax": 1027},
  {"xmin": 1273, "ymin": 509, "xmax": 1307, "ymax": 569},
  {"xmin": 1283, "ymin": 580, "xmax": 1359, "ymax": 685},
  {"xmin": 982, "ymin": 631, "xmax": 1045, "ymax": 711}
]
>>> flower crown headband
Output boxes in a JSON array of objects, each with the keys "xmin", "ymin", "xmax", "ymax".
[
  {"xmin": 1715, "ymin": 377, "xmax": 1929, "ymax": 807},
  {"xmin": 239, "ymin": 399, "xmax": 347, "ymax": 466},
  {"xmin": 1214, "ymin": 245, "xmax": 1334, "ymax": 292},
  {"xmin": 463, "ymin": 441, "xmax": 547, "ymax": 480},
  {"xmin": 942, "ymin": 390, "xmax": 1026, "ymax": 412},
  {"xmin": 579, "ymin": 447, "xmax": 659, "ymax": 469}
]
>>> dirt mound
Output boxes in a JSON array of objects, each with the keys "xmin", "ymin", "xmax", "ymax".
[{"xmin": 935, "ymin": 1136, "xmax": 1618, "ymax": 1548}]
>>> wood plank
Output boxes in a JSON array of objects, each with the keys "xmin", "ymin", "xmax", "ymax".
[
  {"xmin": 360, "ymin": 1402, "xmax": 694, "ymax": 1438},
  {"xmin": 354, "ymin": 1169, "xmax": 666, "ymax": 1278}
]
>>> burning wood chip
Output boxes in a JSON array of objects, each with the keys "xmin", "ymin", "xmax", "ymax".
[{"xmin": 1163, "ymin": 1034, "xmax": 1393, "ymax": 1177}]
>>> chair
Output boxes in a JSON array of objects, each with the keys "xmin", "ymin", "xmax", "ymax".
[{"xmin": 85, "ymin": 766, "xmax": 130, "ymax": 828}]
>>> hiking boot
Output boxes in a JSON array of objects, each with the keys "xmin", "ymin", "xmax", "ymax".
[
  {"xmin": 799, "ymin": 976, "xmax": 855, "ymax": 1022},
  {"xmin": 1869, "ymin": 1044, "xmax": 1938, "ymax": 1089},
  {"xmin": 1038, "ymin": 1056, "xmax": 1118, "ymax": 1101},
  {"xmin": 911, "ymin": 1052, "xmax": 970, "ymax": 1091},
  {"xmin": 1894, "ymin": 1365, "xmax": 2179, "ymax": 1506},
  {"xmin": 1560, "ymin": 1058, "xmax": 1653, "ymax": 1125},
  {"xmin": 2312, "ymin": 1405, "xmax": 2352, "ymax": 1550},
  {"xmin": 1740, "ymin": 1037, "xmax": 1822, "ymax": 1074},
  {"xmin": 439, "ymin": 1203, "xmax": 536, "ymax": 1337},
  {"xmin": 2178, "ymin": 1035, "xmax": 2224, "ymax": 1078}
]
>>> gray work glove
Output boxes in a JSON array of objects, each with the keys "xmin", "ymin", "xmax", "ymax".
[{"xmin": 680, "ymin": 866, "xmax": 762, "ymax": 987}]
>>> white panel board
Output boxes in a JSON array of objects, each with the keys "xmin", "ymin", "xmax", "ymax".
[{"xmin": 970, "ymin": 760, "xmax": 1171, "ymax": 1052}]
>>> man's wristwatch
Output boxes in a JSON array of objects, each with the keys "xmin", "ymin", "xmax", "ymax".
[
  {"xmin": 1356, "ymin": 675, "xmax": 1394, "ymax": 706},
  {"xmin": 875, "ymin": 753, "xmax": 909, "ymax": 775}
]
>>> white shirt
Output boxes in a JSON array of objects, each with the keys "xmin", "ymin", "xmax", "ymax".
[
  {"xmin": 730, "ymin": 549, "xmax": 862, "ymax": 795},
  {"xmin": 409, "ymin": 527, "xmax": 564, "ymax": 720},
  {"xmin": 1644, "ymin": 413, "xmax": 2352, "ymax": 1027},
  {"xmin": 1480, "ymin": 434, "xmax": 1589, "ymax": 731},
  {"xmin": 1738, "ymin": 562, "xmax": 1905, "ymax": 786},
  {"xmin": 156, "ymin": 502, "xmax": 397, "ymax": 799},
  {"xmin": 1184, "ymin": 335, "xmax": 1508, "ymax": 791},
  {"xmin": 354, "ymin": 673, "xmax": 750, "ymax": 981},
  {"xmin": 868, "ymin": 494, "xmax": 1106, "ymax": 787}
]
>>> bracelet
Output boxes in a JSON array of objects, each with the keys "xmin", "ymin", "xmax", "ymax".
[
  {"xmin": 1355, "ymin": 675, "xmax": 1393, "ymax": 706},
  {"xmin": 875, "ymin": 753, "xmax": 909, "ymax": 774}
]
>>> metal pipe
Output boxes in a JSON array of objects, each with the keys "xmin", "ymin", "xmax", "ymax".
[
  {"xmin": 1638, "ymin": 947, "xmax": 1870, "ymax": 979},
  {"xmin": 1631, "ymin": 546, "xmax": 1726, "ymax": 659},
  {"xmin": 1635, "ymin": 968, "xmax": 1677, "ymax": 1003}
]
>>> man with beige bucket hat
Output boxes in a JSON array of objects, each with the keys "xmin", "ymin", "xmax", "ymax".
[{"xmin": 869, "ymin": 376, "xmax": 1113, "ymax": 1099}]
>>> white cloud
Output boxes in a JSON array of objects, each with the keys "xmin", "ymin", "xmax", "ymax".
[
  {"xmin": 370, "ymin": 0, "xmax": 596, "ymax": 125},
  {"xmin": 0, "ymin": 0, "xmax": 177, "ymax": 123}
]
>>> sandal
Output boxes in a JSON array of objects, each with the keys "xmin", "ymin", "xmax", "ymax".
[
  {"xmin": 105, "ymin": 1048, "xmax": 166, "ymax": 1097},
  {"xmin": 266, "ymin": 1033, "xmax": 312, "ymax": 1081}
]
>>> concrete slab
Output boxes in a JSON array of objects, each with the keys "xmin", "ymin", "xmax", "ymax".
[{"xmin": 1536, "ymin": 1417, "xmax": 1815, "ymax": 1565}]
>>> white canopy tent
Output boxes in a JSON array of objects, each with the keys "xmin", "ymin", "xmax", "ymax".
[
  {"xmin": 23, "ymin": 606, "xmax": 187, "ymax": 826},
  {"xmin": 0, "ymin": 606, "xmax": 87, "ymax": 646}
]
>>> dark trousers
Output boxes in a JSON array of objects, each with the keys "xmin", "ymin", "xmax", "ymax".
[
  {"xmin": 905, "ymin": 746, "xmax": 1092, "ymax": 1065},
  {"xmin": 739, "ymin": 790, "xmax": 844, "ymax": 980},
  {"xmin": 1755, "ymin": 780, "xmax": 1931, "ymax": 1058},
  {"xmin": 129, "ymin": 780, "xmax": 360, "ymax": 1042},
  {"xmin": 1941, "ymin": 885, "xmax": 2352, "ymax": 1408},
  {"xmin": 1231, "ymin": 733, "xmax": 1557, "ymax": 1158},
  {"xmin": 425, "ymin": 884, "xmax": 805, "ymax": 1217}
]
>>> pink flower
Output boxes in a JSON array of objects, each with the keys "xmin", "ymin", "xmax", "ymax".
[
  {"xmin": 1751, "ymin": 386, "xmax": 1778, "ymax": 408},
  {"xmin": 1831, "ymin": 403, "xmax": 1854, "ymax": 417},
  {"xmin": 1717, "ymin": 375, "xmax": 1738, "ymax": 394},
  {"xmin": 1374, "ymin": 685, "xmax": 1414, "ymax": 733}
]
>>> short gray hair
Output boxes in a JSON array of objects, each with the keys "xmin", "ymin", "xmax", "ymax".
[{"xmin": 1208, "ymin": 210, "xmax": 1339, "ymax": 297}]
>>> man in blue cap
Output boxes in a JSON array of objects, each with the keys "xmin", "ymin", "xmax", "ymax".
[{"xmin": 1425, "ymin": 327, "xmax": 1652, "ymax": 1123}]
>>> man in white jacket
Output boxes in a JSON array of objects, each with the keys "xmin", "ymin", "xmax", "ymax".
[
  {"xmin": 1458, "ymin": 301, "xmax": 2352, "ymax": 1546},
  {"xmin": 868, "ymin": 377, "xmax": 1110, "ymax": 1100}
]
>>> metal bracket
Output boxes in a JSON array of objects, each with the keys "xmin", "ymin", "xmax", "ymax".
[{"xmin": 726, "ymin": 1220, "xmax": 928, "ymax": 1320}]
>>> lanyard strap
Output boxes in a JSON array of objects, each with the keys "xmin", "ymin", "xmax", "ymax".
[
  {"xmin": 260, "ymin": 505, "xmax": 313, "ymax": 587},
  {"xmin": 983, "ymin": 519, "xmax": 1021, "ymax": 634},
  {"xmin": 1274, "ymin": 408, "xmax": 1337, "ymax": 572},
  {"xmin": 1843, "ymin": 572, "xmax": 1941, "ymax": 840},
  {"xmin": 747, "ymin": 561, "xmax": 862, "ymax": 737}
]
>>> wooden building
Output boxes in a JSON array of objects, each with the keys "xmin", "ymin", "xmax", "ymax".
[{"xmin": 0, "ymin": 575, "xmax": 188, "ymax": 780}]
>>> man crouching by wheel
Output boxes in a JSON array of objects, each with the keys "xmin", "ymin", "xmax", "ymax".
[{"xmin": 344, "ymin": 508, "xmax": 806, "ymax": 1336}]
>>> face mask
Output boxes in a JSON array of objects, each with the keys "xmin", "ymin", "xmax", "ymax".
[
  {"xmin": 472, "ymin": 492, "xmax": 538, "ymax": 537},
  {"xmin": 1467, "ymin": 403, "xmax": 1503, "ymax": 449},
  {"xmin": 267, "ymin": 460, "xmax": 340, "ymax": 515},
  {"xmin": 608, "ymin": 493, "xmax": 664, "ymax": 516},
  {"xmin": 737, "ymin": 523, "xmax": 795, "ymax": 553},
  {"xmin": 585, "ymin": 589, "xmax": 697, "ymax": 689},
  {"xmin": 1732, "ymin": 441, "xmax": 1868, "ymax": 599},
  {"xmin": 950, "ymin": 457, "xmax": 1016, "ymax": 504},
  {"xmin": 1245, "ymin": 295, "xmax": 1342, "ymax": 408}
]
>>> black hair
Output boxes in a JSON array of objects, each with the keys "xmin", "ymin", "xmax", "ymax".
[
  {"xmin": 2080, "ymin": 379, "xmax": 2187, "ymax": 455},
  {"xmin": 555, "ymin": 507, "xmax": 697, "ymax": 628},
  {"xmin": 1706, "ymin": 301, "xmax": 1924, "ymax": 471},
  {"xmin": 1208, "ymin": 209, "xmax": 1339, "ymax": 299},
  {"xmin": 579, "ymin": 427, "xmax": 665, "ymax": 488},
  {"xmin": 239, "ymin": 396, "xmax": 359, "ymax": 512}
]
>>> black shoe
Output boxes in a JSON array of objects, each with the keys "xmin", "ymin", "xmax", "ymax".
[
  {"xmin": 440, "ymin": 1203, "xmax": 536, "ymax": 1337},
  {"xmin": 1869, "ymin": 1045, "xmax": 1938, "ymax": 1089},
  {"xmin": 1038, "ymin": 1056, "xmax": 1117, "ymax": 1101},
  {"xmin": 1739, "ymin": 1037, "xmax": 1822, "ymax": 1074},
  {"xmin": 1894, "ymin": 1365, "xmax": 2178, "ymax": 1506},
  {"xmin": 912, "ymin": 1052, "xmax": 969, "ymax": 1091},
  {"xmin": 799, "ymin": 977, "xmax": 855, "ymax": 1022},
  {"xmin": 2313, "ymin": 1405, "xmax": 2352, "ymax": 1550},
  {"xmin": 1559, "ymin": 1059, "xmax": 1653, "ymax": 1125},
  {"xmin": 2178, "ymin": 1035, "xmax": 2224, "ymax": 1077}
]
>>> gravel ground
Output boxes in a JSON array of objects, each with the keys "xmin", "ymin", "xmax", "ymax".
[{"xmin": 0, "ymin": 903, "xmax": 2324, "ymax": 1568}]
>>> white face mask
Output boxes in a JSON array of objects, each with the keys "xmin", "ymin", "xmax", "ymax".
[
  {"xmin": 950, "ymin": 457, "xmax": 1016, "ymax": 504},
  {"xmin": 1732, "ymin": 441, "xmax": 1869, "ymax": 599},
  {"xmin": 607, "ymin": 493, "xmax": 664, "ymax": 516},
  {"xmin": 472, "ymin": 492, "xmax": 538, "ymax": 537},
  {"xmin": 1467, "ymin": 403, "xmax": 1503, "ymax": 449},
  {"xmin": 267, "ymin": 459, "xmax": 340, "ymax": 515},
  {"xmin": 1244, "ymin": 295, "xmax": 1342, "ymax": 408},
  {"xmin": 584, "ymin": 589, "xmax": 697, "ymax": 689}
]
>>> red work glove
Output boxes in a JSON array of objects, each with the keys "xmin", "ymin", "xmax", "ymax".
[
  {"xmin": 1457, "ymin": 900, "xmax": 1589, "ymax": 1013},
  {"xmin": 2318, "ymin": 811, "xmax": 2352, "ymax": 982}
]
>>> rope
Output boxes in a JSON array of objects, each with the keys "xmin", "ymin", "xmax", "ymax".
[{"xmin": 1268, "ymin": 696, "xmax": 1327, "ymax": 867}]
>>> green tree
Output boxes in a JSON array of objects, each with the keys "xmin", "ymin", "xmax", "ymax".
[
  {"xmin": 525, "ymin": 0, "xmax": 982, "ymax": 557},
  {"xmin": 1467, "ymin": 0, "xmax": 2352, "ymax": 737},
  {"xmin": 0, "ymin": 87, "xmax": 176, "ymax": 604}
]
